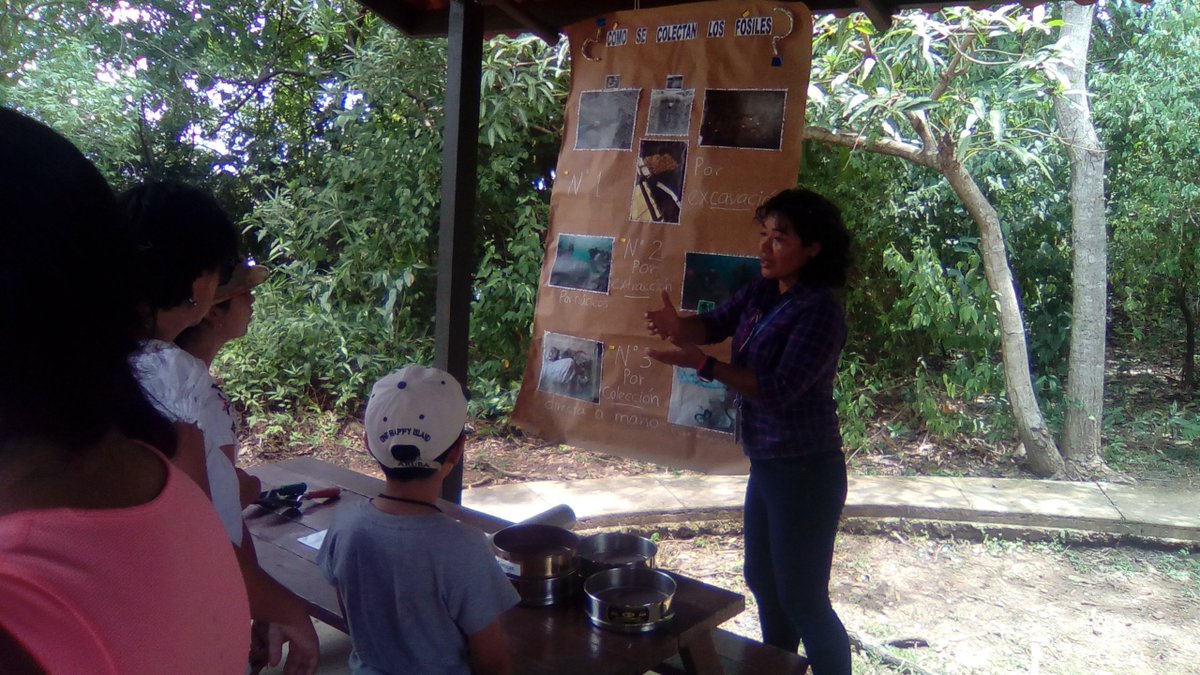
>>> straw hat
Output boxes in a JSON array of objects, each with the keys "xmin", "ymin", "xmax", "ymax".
[{"xmin": 213, "ymin": 259, "xmax": 269, "ymax": 303}]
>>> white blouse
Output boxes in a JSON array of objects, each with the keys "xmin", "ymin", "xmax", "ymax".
[{"xmin": 132, "ymin": 340, "xmax": 243, "ymax": 546}]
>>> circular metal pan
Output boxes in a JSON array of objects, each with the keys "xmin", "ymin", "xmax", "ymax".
[
  {"xmin": 508, "ymin": 568, "xmax": 579, "ymax": 607},
  {"xmin": 583, "ymin": 567, "xmax": 676, "ymax": 633},
  {"xmin": 492, "ymin": 523, "xmax": 579, "ymax": 579},
  {"xmin": 578, "ymin": 532, "xmax": 657, "ymax": 578}
]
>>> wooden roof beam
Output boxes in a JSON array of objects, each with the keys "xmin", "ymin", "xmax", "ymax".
[
  {"xmin": 482, "ymin": 0, "xmax": 561, "ymax": 44},
  {"xmin": 856, "ymin": 0, "xmax": 894, "ymax": 31},
  {"xmin": 357, "ymin": 0, "xmax": 420, "ymax": 33}
]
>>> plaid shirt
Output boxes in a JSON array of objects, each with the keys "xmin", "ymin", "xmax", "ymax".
[{"xmin": 700, "ymin": 278, "xmax": 846, "ymax": 460}]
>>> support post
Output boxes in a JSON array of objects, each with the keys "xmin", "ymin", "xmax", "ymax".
[{"xmin": 436, "ymin": 0, "xmax": 483, "ymax": 503}]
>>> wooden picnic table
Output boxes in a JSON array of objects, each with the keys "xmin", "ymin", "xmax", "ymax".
[{"xmin": 244, "ymin": 457, "xmax": 745, "ymax": 675}]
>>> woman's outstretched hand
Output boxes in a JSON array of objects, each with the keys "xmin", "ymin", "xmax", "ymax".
[
  {"xmin": 648, "ymin": 337, "xmax": 705, "ymax": 369},
  {"xmin": 645, "ymin": 289, "xmax": 682, "ymax": 340}
]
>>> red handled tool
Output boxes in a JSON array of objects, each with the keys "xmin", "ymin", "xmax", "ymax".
[
  {"xmin": 254, "ymin": 483, "xmax": 341, "ymax": 510},
  {"xmin": 303, "ymin": 486, "xmax": 342, "ymax": 500}
]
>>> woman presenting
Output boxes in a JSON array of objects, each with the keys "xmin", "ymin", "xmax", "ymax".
[{"xmin": 644, "ymin": 189, "xmax": 852, "ymax": 674}]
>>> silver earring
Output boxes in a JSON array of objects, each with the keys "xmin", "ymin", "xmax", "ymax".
[{"xmin": 187, "ymin": 297, "xmax": 198, "ymax": 307}]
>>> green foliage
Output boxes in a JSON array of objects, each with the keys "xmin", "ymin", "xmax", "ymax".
[
  {"xmin": 470, "ymin": 190, "xmax": 550, "ymax": 416},
  {"xmin": 2, "ymin": 1, "xmax": 566, "ymax": 418},
  {"xmin": 469, "ymin": 36, "xmax": 566, "ymax": 414},
  {"xmin": 1, "ymin": 0, "xmax": 357, "ymax": 212},
  {"xmin": 1094, "ymin": 0, "xmax": 1200, "ymax": 375},
  {"xmin": 225, "ymin": 28, "xmax": 566, "ymax": 417},
  {"xmin": 0, "ymin": 2, "xmax": 148, "ymax": 178},
  {"xmin": 1155, "ymin": 549, "xmax": 1200, "ymax": 595},
  {"xmin": 796, "ymin": 9, "xmax": 1070, "ymax": 441},
  {"xmin": 807, "ymin": 6, "xmax": 1061, "ymax": 165},
  {"xmin": 7, "ymin": 0, "xmax": 1198, "ymax": 478},
  {"xmin": 800, "ymin": 6, "xmax": 1097, "ymax": 444},
  {"xmin": 834, "ymin": 352, "xmax": 878, "ymax": 449},
  {"xmin": 1103, "ymin": 400, "xmax": 1200, "ymax": 473}
]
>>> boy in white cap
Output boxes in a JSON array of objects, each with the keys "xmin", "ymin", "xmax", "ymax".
[{"xmin": 318, "ymin": 366, "xmax": 519, "ymax": 675}]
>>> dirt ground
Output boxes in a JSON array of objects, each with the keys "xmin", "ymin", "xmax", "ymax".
[
  {"xmin": 240, "ymin": 422, "xmax": 1200, "ymax": 674},
  {"xmin": 654, "ymin": 531, "xmax": 1200, "ymax": 674}
]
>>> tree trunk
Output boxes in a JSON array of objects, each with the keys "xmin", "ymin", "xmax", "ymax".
[
  {"xmin": 1177, "ymin": 214, "xmax": 1198, "ymax": 391},
  {"xmin": 937, "ymin": 138, "xmax": 1065, "ymax": 477},
  {"xmin": 1054, "ymin": 2, "xmax": 1111, "ymax": 479},
  {"xmin": 1177, "ymin": 281, "xmax": 1197, "ymax": 390},
  {"xmin": 804, "ymin": 125, "xmax": 1065, "ymax": 477}
]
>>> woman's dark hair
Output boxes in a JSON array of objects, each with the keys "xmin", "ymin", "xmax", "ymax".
[
  {"xmin": 755, "ymin": 188, "xmax": 852, "ymax": 288},
  {"xmin": 117, "ymin": 181, "xmax": 240, "ymax": 311},
  {"xmin": 0, "ymin": 108, "xmax": 175, "ymax": 453}
]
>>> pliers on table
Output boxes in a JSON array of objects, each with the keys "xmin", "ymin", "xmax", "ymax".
[{"xmin": 254, "ymin": 483, "xmax": 342, "ymax": 510}]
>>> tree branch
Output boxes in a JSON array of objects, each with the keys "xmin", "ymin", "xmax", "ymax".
[
  {"xmin": 136, "ymin": 96, "xmax": 157, "ymax": 178},
  {"xmin": 213, "ymin": 67, "xmax": 308, "ymax": 133},
  {"xmin": 906, "ymin": 34, "xmax": 973, "ymax": 157},
  {"xmin": 804, "ymin": 125, "xmax": 939, "ymax": 171},
  {"xmin": 905, "ymin": 113, "xmax": 937, "ymax": 158},
  {"xmin": 847, "ymin": 631, "xmax": 938, "ymax": 675},
  {"xmin": 931, "ymin": 36, "xmax": 971, "ymax": 102},
  {"xmin": 227, "ymin": 68, "xmax": 309, "ymax": 87}
]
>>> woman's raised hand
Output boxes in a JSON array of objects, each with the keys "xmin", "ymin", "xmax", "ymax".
[
  {"xmin": 647, "ymin": 337, "xmax": 704, "ymax": 369},
  {"xmin": 644, "ymin": 289, "xmax": 682, "ymax": 340}
]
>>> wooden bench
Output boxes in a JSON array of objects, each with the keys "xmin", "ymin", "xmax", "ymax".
[{"xmin": 652, "ymin": 628, "xmax": 810, "ymax": 675}]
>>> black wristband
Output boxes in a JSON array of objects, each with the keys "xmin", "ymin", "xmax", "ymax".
[{"xmin": 697, "ymin": 355, "xmax": 716, "ymax": 382}]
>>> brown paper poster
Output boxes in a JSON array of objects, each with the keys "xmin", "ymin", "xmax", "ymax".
[{"xmin": 510, "ymin": 0, "xmax": 814, "ymax": 473}]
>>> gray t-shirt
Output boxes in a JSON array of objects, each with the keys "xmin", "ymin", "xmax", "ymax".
[{"xmin": 318, "ymin": 501, "xmax": 519, "ymax": 675}]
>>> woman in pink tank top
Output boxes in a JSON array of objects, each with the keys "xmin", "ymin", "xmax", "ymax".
[{"xmin": 0, "ymin": 108, "xmax": 250, "ymax": 674}]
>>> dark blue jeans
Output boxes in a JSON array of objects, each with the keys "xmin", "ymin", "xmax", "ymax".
[{"xmin": 744, "ymin": 453, "xmax": 851, "ymax": 674}]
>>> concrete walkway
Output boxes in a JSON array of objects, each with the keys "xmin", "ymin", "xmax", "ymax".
[
  {"xmin": 263, "ymin": 473, "xmax": 1197, "ymax": 675},
  {"xmin": 464, "ymin": 473, "xmax": 1200, "ymax": 544}
]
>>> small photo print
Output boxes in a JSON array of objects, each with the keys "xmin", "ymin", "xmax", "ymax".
[
  {"xmin": 548, "ymin": 233, "xmax": 614, "ymax": 294},
  {"xmin": 699, "ymin": 89, "xmax": 788, "ymax": 150},
  {"xmin": 539, "ymin": 332, "xmax": 603, "ymax": 404},
  {"xmin": 666, "ymin": 74, "xmax": 684, "ymax": 90},
  {"xmin": 681, "ymin": 252, "xmax": 761, "ymax": 312},
  {"xmin": 646, "ymin": 89, "xmax": 695, "ymax": 137},
  {"xmin": 667, "ymin": 367, "xmax": 736, "ymax": 433},
  {"xmin": 605, "ymin": 74, "xmax": 621, "ymax": 89},
  {"xmin": 576, "ymin": 89, "xmax": 640, "ymax": 151},
  {"xmin": 630, "ymin": 139, "xmax": 688, "ymax": 224}
]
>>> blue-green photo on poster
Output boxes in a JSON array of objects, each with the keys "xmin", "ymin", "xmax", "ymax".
[
  {"xmin": 681, "ymin": 252, "xmax": 760, "ymax": 312},
  {"xmin": 548, "ymin": 233, "xmax": 614, "ymax": 294}
]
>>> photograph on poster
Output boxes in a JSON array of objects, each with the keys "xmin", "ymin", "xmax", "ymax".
[
  {"xmin": 666, "ymin": 74, "xmax": 684, "ymax": 90},
  {"xmin": 681, "ymin": 252, "xmax": 761, "ymax": 312},
  {"xmin": 629, "ymin": 139, "xmax": 688, "ymax": 224},
  {"xmin": 646, "ymin": 89, "xmax": 695, "ymax": 137},
  {"xmin": 548, "ymin": 233, "xmax": 615, "ymax": 294},
  {"xmin": 575, "ymin": 89, "xmax": 640, "ymax": 151},
  {"xmin": 605, "ymin": 74, "xmax": 621, "ymax": 88},
  {"xmin": 538, "ymin": 332, "xmax": 604, "ymax": 404},
  {"xmin": 698, "ymin": 89, "xmax": 788, "ymax": 150},
  {"xmin": 667, "ymin": 367, "xmax": 736, "ymax": 433}
]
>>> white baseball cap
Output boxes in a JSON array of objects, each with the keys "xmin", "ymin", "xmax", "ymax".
[{"xmin": 364, "ymin": 366, "xmax": 469, "ymax": 470}]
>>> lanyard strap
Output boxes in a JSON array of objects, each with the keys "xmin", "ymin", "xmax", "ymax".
[
  {"xmin": 375, "ymin": 494, "xmax": 443, "ymax": 512},
  {"xmin": 737, "ymin": 296, "xmax": 794, "ymax": 355}
]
